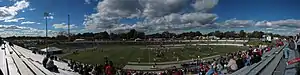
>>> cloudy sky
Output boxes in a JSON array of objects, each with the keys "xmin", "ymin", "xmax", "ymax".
[{"xmin": 0, "ymin": 0, "xmax": 300, "ymax": 37}]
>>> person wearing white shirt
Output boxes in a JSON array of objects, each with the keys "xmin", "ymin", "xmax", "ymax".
[{"xmin": 227, "ymin": 56, "xmax": 238, "ymax": 73}]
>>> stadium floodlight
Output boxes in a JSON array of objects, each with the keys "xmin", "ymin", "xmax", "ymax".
[
  {"xmin": 68, "ymin": 14, "xmax": 70, "ymax": 41},
  {"xmin": 44, "ymin": 12, "xmax": 49, "ymax": 53}
]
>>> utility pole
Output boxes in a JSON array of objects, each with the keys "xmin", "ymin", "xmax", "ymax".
[{"xmin": 68, "ymin": 14, "xmax": 70, "ymax": 41}]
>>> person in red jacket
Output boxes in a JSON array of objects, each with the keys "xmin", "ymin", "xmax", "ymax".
[
  {"xmin": 266, "ymin": 46, "xmax": 271, "ymax": 52},
  {"xmin": 105, "ymin": 65, "xmax": 112, "ymax": 75}
]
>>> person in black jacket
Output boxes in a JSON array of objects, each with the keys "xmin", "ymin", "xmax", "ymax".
[
  {"xmin": 236, "ymin": 56, "xmax": 244, "ymax": 69},
  {"xmin": 42, "ymin": 54, "xmax": 50, "ymax": 67},
  {"xmin": 288, "ymin": 39, "xmax": 296, "ymax": 50},
  {"xmin": 0, "ymin": 69, "xmax": 3, "ymax": 75}
]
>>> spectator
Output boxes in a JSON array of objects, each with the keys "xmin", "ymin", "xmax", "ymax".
[
  {"xmin": 236, "ymin": 56, "xmax": 244, "ymax": 69},
  {"xmin": 42, "ymin": 54, "xmax": 50, "ymax": 68},
  {"xmin": 244, "ymin": 52, "xmax": 251, "ymax": 66},
  {"xmin": 89, "ymin": 66, "xmax": 97, "ymax": 75},
  {"xmin": 216, "ymin": 61, "xmax": 223, "ymax": 72},
  {"xmin": 206, "ymin": 63, "xmax": 216, "ymax": 75},
  {"xmin": 0, "ymin": 69, "xmax": 3, "ymax": 75},
  {"xmin": 105, "ymin": 64, "xmax": 112, "ymax": 75},
  {"xmin": 226, "ymin": 56, "xmax": 237, "ymax": 73},
  {"xmin": 46, "ymin": 56, "xmax": 59, "ymax": 72},
  {"xmin": 284, "ymin": 46, "xmax": 290, "ymax": 59}
]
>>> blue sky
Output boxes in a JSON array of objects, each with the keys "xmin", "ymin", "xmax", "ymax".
[
  {"xmin": 213, "ymin": 0, "xmax": 300, "ymax": 21},
  {"xmin": 0, "ymin": 0, "xmax": 300, "ymax": 37}
]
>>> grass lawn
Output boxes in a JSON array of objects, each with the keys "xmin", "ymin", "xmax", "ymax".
[{"xmin": 62, "ymin": 45, "xmax": 247, "ymax": 65}]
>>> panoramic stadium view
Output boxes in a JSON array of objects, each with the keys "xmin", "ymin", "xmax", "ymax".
[{"xmin": 1, "ymin": 0, "xmax": 300, "ymax": 75}]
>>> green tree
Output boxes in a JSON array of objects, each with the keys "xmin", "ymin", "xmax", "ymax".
[
  {"xmin": 239, "ymin": 30, "xmax": 246, "ymax": 39},
  {"xmin": 127, "ymin": 29, "xmax": 138, "ymax": 39}
]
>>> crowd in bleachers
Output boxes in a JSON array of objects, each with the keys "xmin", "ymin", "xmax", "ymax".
[
  {"xmin": 57, "ymin": 40, "xmax": 284, "ymax": 75},
  {"xmin": 125, "ymin": 40, "xmax": 284, "ymax": 75},
  {"xmin": 38, "ymin": 39, "xmax": 285, "ymax": 75}
]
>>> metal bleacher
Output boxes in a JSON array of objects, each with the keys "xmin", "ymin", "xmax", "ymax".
[
  {"xmin": 231, "ymin": 43, "xmax": 286, "ymax": 75},
  {"xmin": 0, "ymin": 41, "xmax": 79, "ymax": 75}
]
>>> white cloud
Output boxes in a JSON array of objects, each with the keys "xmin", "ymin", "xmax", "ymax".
[
  {"xmin": 9, "ymin": 0, "xmax": 17, "ymax": 2},
  {"xmin": 266, "ymin": 28, "xmax": 273, "ymax": 30},
  {"xmin": 4, "ymin": 17, "xmax": 25, "ymax": 22},
  {"xmin": 220, "ymin": 19, "xmax": 255, "ymax": 28},
  {"xmin": 85, "ymin": 0, "xmax": 91, "ymax": 4},
  {"xmin": 0, "ymin": 25, "xmax": 29, "ymax": 30},
  {"xmin": 193, "ymin": 0, "xmax": 219, "ymax": 12},
  {"xmin": 274, "ymin": 28, "xmax": 287, "ymax": 31},
  {"xmin": 141, "ymin": 0, "xmax": 189, "ymax": 18},
  {"xmin": 37, "ymin": 23, "xmax": 41, "ymax": 24},
  {"xmin": 0, "ymin": 0, "xmax": 29, "ymax": 21},
  {"xmin": 0, "ymin": 25, "xmax": 57, "ymax": 37},
  {"xmin": 21, "ymin": 21, "xmax": 36, "ymax": 24},
  {"xmin": 255, "ymin": 19, "xmax": 300, "ymax": 28},
  {"xmin": 53, "ymin": 23, "xmax": 77, "ymax": 29},
  {"xmin": 29, "ymin": 8, "xmax": 35, "ymax": 11},
  {"xmin": 85, "ymin": 0, "xmax": 99, "ymax": 4},
  {"xmin": 0, "ymin": 25, "xmax": 58, "ymax": 37},
  {"xmin": 84, "ymin": 0, "xmax": 219, "ymax": 33}
]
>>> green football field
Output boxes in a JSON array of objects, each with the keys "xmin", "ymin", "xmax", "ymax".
[{"xmin": 62, "ymin": 44, "xmax": 247, "ymax": 66}]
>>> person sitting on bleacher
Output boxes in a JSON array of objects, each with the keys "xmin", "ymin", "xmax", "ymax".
[
  {"xmin": 46, "ymin": 56, "xmax": 59, "ymax": 72},
  {"xmin": 42, "ymin": 54, "xmax": 50, "ymax": 67},
  {"xmin": 226, "ymin": 56, "xmax": 238, "ymax": 74},
  {"xmin": 0, "ymin": 69, "xmax": 3, "ymax": 75}
]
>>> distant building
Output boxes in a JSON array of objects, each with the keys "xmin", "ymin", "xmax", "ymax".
[
  {"xmin": 208, "ymin": 36, "xmax": 220, "ymax": 40},
  {"xmin": 134, "ymin": 38, "xmax": 142, "ymax": 41},
  {"xmin": 273, "ymin": 37, "xmax": 279, "ymax": 40},
  {"xmin": 262, "ymin": 35, "xmax": 272, "ymax": 42},
  {"xmin": 73, "ymin": 39, "xmax": 85, "ymax": 42},
  {"xmin": 40, "ymin": 47, "xmax": 63, "ymax": 54}
]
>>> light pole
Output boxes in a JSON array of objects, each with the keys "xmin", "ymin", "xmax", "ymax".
[
  {"xmin": 68, "ymin": 14, "xmax": 70, "ymax": 41},
  {"xmin": 44, "ymin": 12, "xmax": 49, "ymax": 54}
]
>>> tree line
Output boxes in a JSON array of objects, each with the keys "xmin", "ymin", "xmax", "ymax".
[{"xmin": 4, "ymin": 29, "xmax": 282, "ymax": 41}]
